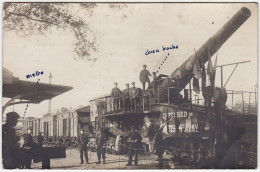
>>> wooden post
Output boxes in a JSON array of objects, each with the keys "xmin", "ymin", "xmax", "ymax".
[
  {"xmin": 168, "ymin": 87, "xmax": 170, "ymax": 105},
  {"xmin": 242, "ymin": 92, "xmax": 244, "ymax": 115},
  {"xmin": 255, "ymin": 86, "xmax": 257, "ymax": 111},
  {"xmin": 143, "ymin": 97, "xmax": 145, "ymax": 112},
  {"xmin": 232, "ymin": 91, "xmax": 233, "ymax": 111},
  {"xmin": 249, "ymin": 92, "xmax": 251, "ymax": 114},
  {"xmin": 166, "ymin": 108, "xmax": 169, "ymax": 133},
  {"xmin": 149, "ymin": 94, "xmax": 152, "ymax": 111},
  {"xmin": 158, "ymin": 86, "xmax": 160, "ymax": 104},
  {"xmin": 177, "ymin": 76, "xmax": 180, "ymax": 104},
  {"xmin": 189, "ymin": 80, "xmax": 192, "ymax": 111},
  {"xmin": 221, "ymin": 66, "xmax": 223, "ymax": 88}
]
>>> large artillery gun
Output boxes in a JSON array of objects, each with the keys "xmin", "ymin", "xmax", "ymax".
[{"xmin": 157, "ymin": 7, "xmax": 251, "ymax": 103}]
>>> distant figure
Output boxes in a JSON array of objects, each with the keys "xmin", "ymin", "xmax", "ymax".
[
  {"xmin": 125, "ymin": 127, "xmax": 142, "ymax": 166},
  {"xmin": 153, "ymin": 125, "xmax": 165, "ymax": 168},
  {"xmin": 123, "ymin": 83, "xmax": 131, "ymax": 111},
  {"xmin": 129, "ymin": 82, "xmax": 139, "ymax": 111},
  {"xmin": 78, "ymin": 129, "xmax": 89, "ymax": 164},
  {"xmin": 140, "ymin": 64, "xmax": 151, "ymax": 92},
  {"xmin": 152, "ymin": 72, "xmax": 157, "ymax": 81},
  {"xmin": 21, "ymin": 128, "xmax": 34, "ymax": 169},
  {"xmin": 111, "ymin": 82, "xmax": 122, "ymax": 112},
  {"xmin": 96, "ymin": 128, "xmax": 107, "ymax": 164},
  {"xmin": 2, "ymin": 112, "xmax": 21, "ymax": 169},
  {"xmin": 37, "ymin": 132, "xmax": 44, "ymax": 147}
]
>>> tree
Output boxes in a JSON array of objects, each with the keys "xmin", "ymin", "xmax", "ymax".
[
  {"xmin": 232, "ymin": 101, "xmax": 257, "ymax": 114},
  {"xmin": 3, "ymin": 3, "xmax": 130, "ymax": 61}
]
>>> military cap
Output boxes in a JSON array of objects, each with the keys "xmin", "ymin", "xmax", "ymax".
[
  {"xmin": 143, "ymin": 64, "xmax": 147, "ymax": 67},
  {"xmin": 126, "ymin": 83, "xmax": 129, "ymax": 86},
  {"xmin": 6, "ymin": 112, "xmax": 20, "ymax": 120},
  {"xmin": 131, "ymin": 82, "xmax": 135, "ymax": 85},
  {"xmin": 114, "ymin": 82, "xmax": 118, "ymax": 85}
]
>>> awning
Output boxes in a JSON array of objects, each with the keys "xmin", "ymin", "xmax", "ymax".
[{"xmin": 3, "ymin": 80, "xmax": 73, "ymax": 103}]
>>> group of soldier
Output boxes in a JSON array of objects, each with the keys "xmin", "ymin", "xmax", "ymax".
[
  {"xmin": 111, "ymin": 64, "xmax": 153, "ymax": 112},
  {"xmin": 2, "ymin": 112, "xmax": 44, "ymax": 169},
  {"xmin": 2, "ymin": 112, "xmax": 165, "ymax": 169},
  {"xmin": 77, "ymin": 125, "xmax": 165, "ymax": 167}
]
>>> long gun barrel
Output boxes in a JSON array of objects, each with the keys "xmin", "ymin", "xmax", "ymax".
[{"xmin": 160, "ymin": 7, "xmax": 251, "ymax": 102}]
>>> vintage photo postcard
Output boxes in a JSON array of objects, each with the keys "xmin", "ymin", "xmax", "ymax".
[{"xmin": 2, "ymin": 2, "xmax": 258, "ymax": 170}]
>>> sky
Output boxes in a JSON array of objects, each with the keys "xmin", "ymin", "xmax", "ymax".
[{"xmin": 2, "ymin": 3, "xmax": 258, "ymax": 118}]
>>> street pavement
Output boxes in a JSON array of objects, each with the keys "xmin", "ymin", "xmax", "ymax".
[{"xmin": 31, "ymin": 148, "xmax": 173, "ymax": 169}]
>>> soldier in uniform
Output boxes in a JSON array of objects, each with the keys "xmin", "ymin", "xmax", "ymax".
[
  {"xmin": 96, "ymin": 128, "xmax": 107, "ymax": 164},
  {"xmin": 78, "ymin": 129, "xmax": 89, "ymax": 164},
  {"xmin": 21, "ymin": 128, "xmax": 34, "ymax": 169},
  {"xmin": 125, "ymin": 127, "xmax": 142, "ymax": 166},
  {"xmin": 140, "ymin": 64, "xmax": 151, "ymax": 92},
  {"xmin": 2, "ymin": 112, "xmax": 21, "ymax": 169},
  {"xmin": 153, "ymin": 125, "xmax": 165, "ymax": 167},
  {"xmin": 129, "ymin": 82, "xmax": 139, "ymax": 111},
  {"xmin": 111, "ymin": 82, "xmax": 122, "ymax": 112},
  {"xmin": 123, "ymin": 83, "xmax": 130, "ymax": 111}
]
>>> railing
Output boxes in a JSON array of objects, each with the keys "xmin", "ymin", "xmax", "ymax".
[
  {"xmin": 226, "ymin": 90, "xmax": 257, "ymax": 115},
  {"xmin": 99, "ymin": 94, "xmax": 153, "ymax": 114},
  {"xmin": 95, "ymin": 80, "xmax": 256, "ymax": 116}
]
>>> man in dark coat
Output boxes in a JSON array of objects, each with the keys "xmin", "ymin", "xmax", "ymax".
[
  {"xmin": 78, "ymin": 129, "xmax": 89, "ymax": 164},
  {"xmin": 129, "ymin": 82, "xmax": 140, "ymax": 111},
  {"xmin": 125, "ymin": 127, "xmax": 142, "ymax": 166},
  {"xmin": 140, "ymin": 64, "xmax": 151, "ymax": 92},
  {"xmin": 2, "ymin": 112, "xmax": 21, "ymax": 169},
  {"xmin": 21, "ymin": 128, "xmax": 34, "ymax": 169},
  {"xmin": 111, "ymin": 82, "xmax": 122, "ymax": 112},
  {"xmin": 123, "ymin": 83, "xmax": 130, "ymax": 111},
  {"xmin": 153, "ymin": 125, "xmax": 165, "ymax": 167},
  {"xmin": 96, "ymin": 128, "xmax": 107, "ymax": 164}
]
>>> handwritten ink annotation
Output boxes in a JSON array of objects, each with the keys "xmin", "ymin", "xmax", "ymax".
[
  {"xmin": 145, "ymin": 44, "xmax": 178, "ymax": 56},
  {"xmin": 26, "ymin": 71, "xmax": 44, "ymax": 79}
]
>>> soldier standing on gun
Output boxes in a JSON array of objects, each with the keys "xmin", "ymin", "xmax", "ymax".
[
  {"xmin": 96, "ymin": 128, "xmax": 107, "ymax": 164},
  {"xmin": 123, "ymin": 83, "xmax": 131, "ymax": 111},
  {"xmin": 78, "ymin": 129, "xmax": 89, "ymax": 164},
  {"xmin": 129, "ymin": 82, "xmax": 139, "ymax": 111},
  {"xmin": 153, "ymin": 125, "xmax": 165, "ymax": 168},
  {"xmin": 140, "ymin": 64, "xmax": 151, "ymax": 93},
  {"xmin": 2, "ymin": 112, "xmax": 21, "ymax": 169},
  {"xmin": 125, "ymin": 127, "xmax": 142, "ymax": 166},
  {"xmin": 111, "ymin": 82, "xmax": 122, "ymax": 112},
  {"xmin": 21, "ymin": 128, "xmax": 34, "ymax": 169}
]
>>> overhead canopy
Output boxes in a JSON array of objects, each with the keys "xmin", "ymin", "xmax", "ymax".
[{"xmin": 2, "ymin": 67, "xmax": 73, "ymax": 104}]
